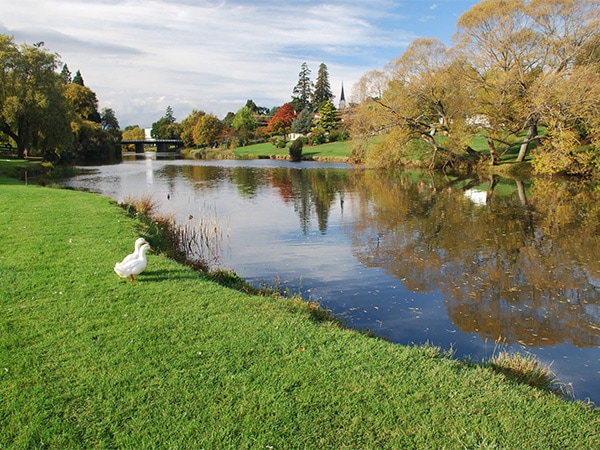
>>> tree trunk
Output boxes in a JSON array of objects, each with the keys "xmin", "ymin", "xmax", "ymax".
[
  {"xmin": 487, "ymin": 136, "xmax": 499, "ymax": 165},
  {"xmin": 17, "ymin": 143, "xmax": 26, "ymax": 159},
  {"xmin": 517, "ymin": 120, "xmax": 537, "ymax": 162}
]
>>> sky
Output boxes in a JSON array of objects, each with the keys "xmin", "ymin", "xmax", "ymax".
[{"xmin": 2, "ymin": 0, "xmax": 480, "ymax": 128}]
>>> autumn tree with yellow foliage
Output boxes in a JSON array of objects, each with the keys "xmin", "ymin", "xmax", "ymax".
[{"xmin": 351, "ymin": 0, "xmax": 600, "ymax": 176}]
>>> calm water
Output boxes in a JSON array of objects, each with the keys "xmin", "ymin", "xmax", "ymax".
[{"xmin": 60, "ymin": 153, "xmax": 600, "ymax": 404}]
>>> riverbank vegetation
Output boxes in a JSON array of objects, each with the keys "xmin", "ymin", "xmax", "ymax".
[
  {"xmin": 2, "ymin": 164, "xmax": 600, "ymax": 448},
  {"xmin": 350, "ymin": 0, "xmax": 600, "ymax": 177}
]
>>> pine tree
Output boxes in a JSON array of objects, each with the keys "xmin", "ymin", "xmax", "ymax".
[
  {"xmin": 291, "ymin": 108, "xmax": 314, "ymax": 135},
  {"xmin": 312, "ymin": 63, "xmax": 333, "ymax": 110},
  {"xmin": 314, "ymin": 100, "xmax": 340, "ymax": 133},
  {"xmin": 72, "ymin": 69, "xmax": 84, "ymax": 86},
  {"xmin": 60, "ymin": 64, "xmax": 72, "ymax": 84},
  {"xmin": 291, "ymin": 62, "xmax": 313, "ymax": 111}
]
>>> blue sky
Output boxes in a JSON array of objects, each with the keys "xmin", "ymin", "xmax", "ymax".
[{"xmin": 2, "ymin": 0, "xmax": 480, "ymax": 127}]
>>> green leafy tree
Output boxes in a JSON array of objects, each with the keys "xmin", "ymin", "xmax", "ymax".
[
  {"xmin": 151, "ymin": 106, "xmax": 181, "ymax": 139},
  {"xmin": 122, "ymin": 125, "xmax": 145, "ymax": 140},
  {"xmin": 64, "ymin": 83, "xmax": 102, "ymax": 123},
  {"xmin": 231, "ymin": 106, "xmax": 257, "ymax": 145},
  {"xmin": 101, "ymin": 108, "xmax": 121, "ymax": 142},
  {"xmin": 312, "ymin": 63, "xmax": 334, "ymax": 109},
  {"xmin": 291, "ymin": 62, "xmax": 313, "ymax": 111},
  {"xmin": 222, "ymin": 111, "xmax": 235, "ymax": 128},
  {"xmin": 65, "ymin": 82, "xmax": 119, "ymax": 163},
  {"xmin": 0, "ymin": 35, "xmax": 72, "ymax": 159},
  {"xmin": 193, "ymin": 114, "xmax": 222, "ymax": 147},
  {"xmin": 244, "ymin": 99, "xmax": 270, "ymax": 116}
]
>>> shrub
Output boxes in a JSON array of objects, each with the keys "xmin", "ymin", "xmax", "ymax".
[
  {"xmin": 289, "ymin": 138, "xmax": 303, "ymax": 162},
  {"xmin": 271, "ymin": 136, "xmax": 286, "ymax": 148},
  {"xmin": 309, "ymin": 126, "xmax": 327, "ymax": 145}
]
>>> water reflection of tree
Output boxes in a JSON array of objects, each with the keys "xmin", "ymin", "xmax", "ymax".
[
  {"xmin": 270, "ymin": 168, "xmax": 349, "ymax": 234},
  {"xmin": 350, "ymin": 171, "xmax": 600, "ymax": 348},
  {"xmin": 176, "ymin": 163, "xmax": 350, "ymax": 235}
]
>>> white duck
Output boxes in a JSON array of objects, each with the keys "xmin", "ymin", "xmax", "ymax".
[
  {"xmin": 114, "ymin": 243, "xmax": 152, "ymax": 282},
  {"xmin": 115, "ymin": 237, "xmax": 148, "ymax": 271}
]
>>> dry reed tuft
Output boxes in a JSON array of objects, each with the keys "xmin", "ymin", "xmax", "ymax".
[
  {"xmin": 123, "ymin": 194, "xmax": 157, "ymax": 217},
  {"xmin": 121, "ymin": 196, "xmax": 227, "ymax": 272},
  {"xmin": 486, "ymin": 337, "xmax": 573, "ymax": 399}
]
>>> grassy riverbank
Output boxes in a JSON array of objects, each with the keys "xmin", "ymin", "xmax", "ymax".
[
  {"xmin": 1, "ymin": 168, "xmax": 600, "ymax": 448},
  {"xmin": 184, "ymin": 140, "xmax": 352, "ymax": 162}
]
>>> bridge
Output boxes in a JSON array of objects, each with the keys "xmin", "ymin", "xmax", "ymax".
[{"xmin": 121, "ymin": 139, "xmax": 184, "ymax": 153}]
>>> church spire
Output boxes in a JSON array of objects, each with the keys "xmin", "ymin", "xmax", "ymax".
[{"xmin": 339, "ymin": 82, "xmax": 347, "ymax": 110}]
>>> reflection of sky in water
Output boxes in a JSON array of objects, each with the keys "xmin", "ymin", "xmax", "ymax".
[{"xmin": 61, "ymin": 157, "xmax": 600, "ymax": 405}]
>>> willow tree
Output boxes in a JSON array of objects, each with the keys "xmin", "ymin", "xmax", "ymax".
[
  {"xmin": 526, "ymin": 0, "xmax": 600, "ymax": 175},
  {"xmin": 352, "ymin": 38, "xmax": 476, "ymax": 169},
  {"xmin": 455, "ymin": 0, "xmax": 600, "ymax": 171},
  {"xmin": 0, "ymin": 35, "xmax": 72, "ymax": 159},
  {"xmin": 455, "ymin": 0, "xmax": 543, "ymax": 165}
]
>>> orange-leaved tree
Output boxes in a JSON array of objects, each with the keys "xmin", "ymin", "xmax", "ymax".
[{"xmin": 266, "ymin": 103, "xmax": 297, "ymax": 140}]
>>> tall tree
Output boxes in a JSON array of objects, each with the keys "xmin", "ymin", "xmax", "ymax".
[
  {"xmin": 64, "ymin": 84, "xmax": 101, "ymax": 123},
  {"xmin": 312, "ymin": 63, "xmax": 334, "ymax": 109},
  {"xmin": 291, "ymin": 62, "xmax": 313, "ymax": 111},
  {"xmin": 455, "ymin": 0, "xmax": 541, "ymax": 165},
  {"xmin": 455, "ymin": 0, "xmax": 600, "ymax": 170},
  {"xmin": 0, "ymin": 35, "xmax": 72, "ymax": 159}
]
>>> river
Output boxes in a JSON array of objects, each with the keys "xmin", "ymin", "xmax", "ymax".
[{"xmin": 58, "ymin": 153, "xmax": 600, "ymax": 405}]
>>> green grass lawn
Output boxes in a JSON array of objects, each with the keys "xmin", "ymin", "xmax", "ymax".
[
  {"xmin": 233, "ymin": 140, "xmax": 352, "ymax": 160},
  {"xmin": 1, "ymin": 168, "xmax": 599, "ymax": 448}
]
